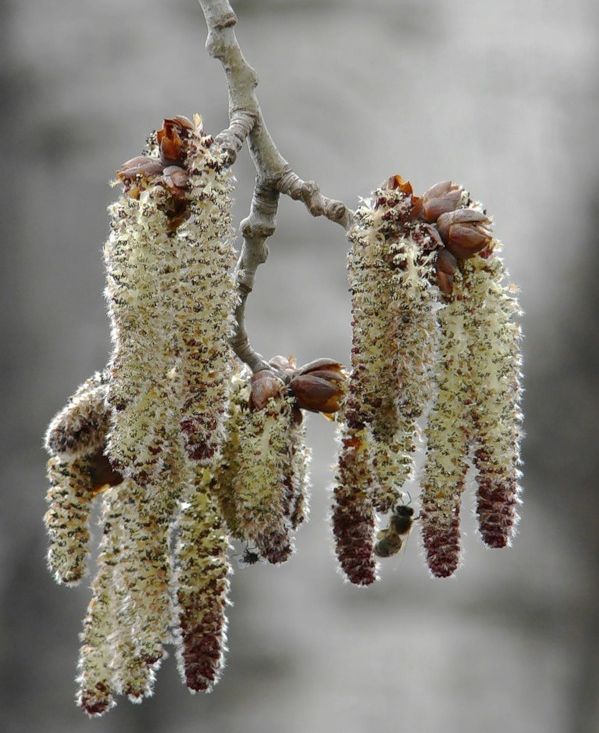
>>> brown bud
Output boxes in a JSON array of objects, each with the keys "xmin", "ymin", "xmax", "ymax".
[
  {"xmin": 297, "ymin": 358, "xmax": 344, "ymax": 376},
  {"xmin": 421, "ymin": 180, "xmax": 463, "ymax": 222},
  {"xmin": 435, "ymin": 248, "xmax": 458, "ymax": 295},
  {"xmin": 161, "ymin": 165, "xmax": 190, "ymax": 200},
  {"xmin": 436, "ymin": 247, "xmax": 457, "ymax": 275},
  {"xmin": 157, "ymin": 117, "xmax": 192, "ymax": 165},
  {"xmin": 436, "ymin": 208, "xmax": 493, "ymax": 260},
  {"xmin": 289, "ymin": 360, "xmax": 346, "ymax": 414},
  {"xmin": 385, "ymin": 174, "xmax": 413, "ymax": 195},
  {"xmin": 269, "ymin": 355, "xmax": 297, "ymax": 376},
  {"xmin": 249, "ymin": 370, "xmax": 285, "ymax": 410},
  {"xmin": 116, "ymin": 156, "xmax": 164, "ymax": 198}
]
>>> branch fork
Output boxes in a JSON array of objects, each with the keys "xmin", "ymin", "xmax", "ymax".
[{"xmin": 198, "ymin": 0, "xmax": 352, "ymax": 371}]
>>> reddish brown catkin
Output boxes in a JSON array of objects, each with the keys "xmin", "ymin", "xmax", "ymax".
[
  {"xmin": 175, "ymin": 465, "xmax": 231, "ymax": 693},
  {"xmin": 332, "ymin": 420, "xmax": 377, "ymax": 586}
]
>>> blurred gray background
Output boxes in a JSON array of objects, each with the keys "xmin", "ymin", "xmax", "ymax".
[{"xmin": 1, "ymin": 0, "xmax": 598, "ymax": 731}]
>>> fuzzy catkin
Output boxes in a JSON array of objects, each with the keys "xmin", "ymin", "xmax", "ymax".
[
  {"xmin": 233, "ymin": 393, "xmax": 296, "ymax": 563},
  {"xmin": 104, "ymin": 188, "xmax": 180, "ymax": 484},
  {"xmin": 345, "ymin": 194, "xmax": 439, "ymax": 514},
  {"xmin": 463, "ymin": 252, "xmax": 523, "ymax": 547},
  {"xmin": 77, "ymin": 489, "xmax": 123, "ymax": 717},
  {"xmin": 346, "ymin": 206, "xmax": 401, "ymax": 512},
  {"xmin": 116, "ymin": 475, "xmax": 175, "ymax": 678},
  {"xmin": 212, "ymin": 372, "xmax": 247, "ymax": 539},
  {"xmin": 174, "ymin": 464, "xmax": 231, "ymax": 693},
  {"xmin": 332, "ymin": 420, "xmax": 377, "ymax": 586},
  {"xmin": 45, "ymin": 372, "xmax": 110, "ymax": 460},
  {"xmin": 286, "ymin": 417, "xmax": 311, "ymax": 530},
  {"xmin": 177, "ymin": 130, "xmax": 237, "ymax": 464},
  {"xmin": 420, "ymin": 273, "xmax": 470, "ymax": 578},
  {"xmin": 45, "ymin": 456, "xmax": 94, "ymax": 586}
]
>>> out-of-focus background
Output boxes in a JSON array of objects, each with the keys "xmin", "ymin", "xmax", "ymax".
[{"xmin": 1, "ymin": 0, "xmax": 598, "ymax": 731}]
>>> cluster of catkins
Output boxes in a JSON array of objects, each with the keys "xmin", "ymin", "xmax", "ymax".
[
  {"xmin": 43, "ymin": 117, "xmax": 522, "ymax": 716},
  {"xmin": 44, "ymin": 116, "xmax": 345, "ymax": 716},
  {"xmin": 333, "ymin": 175, "xmax": 522, "ymax": 584}
]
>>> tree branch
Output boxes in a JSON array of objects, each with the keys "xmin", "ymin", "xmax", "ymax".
[{"xmin": 198, "ymin": 0, "xmax": 353, "ymax": 371}]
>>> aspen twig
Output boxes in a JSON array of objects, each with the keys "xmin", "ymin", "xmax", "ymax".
[{"xmin": 198, "ymin": 0, "xmax": 353, "ymax": 371}]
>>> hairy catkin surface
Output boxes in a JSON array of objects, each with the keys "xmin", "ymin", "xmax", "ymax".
[
  {"xmin": 175, "ymin": 464, "xmax": 231, "ymax": 693},
  {"xmin": 232, "ymin": 394, "xmax": 296, "ymax": 563},
  {"xmin": 464, "ymin": 252, "xmax": 523, "ymax": 548},
  {"xmin": 44, "ymin": 372, "xmax": 110, "ymax": 460},
  {"xmin": 77, "ymin": 490, "xmax": 123, "ymax": 717},
  {"xmin": 105, "ymin": 190, "xmax": 180, "ymax": 484},
  {"xmin": 345, "ymin": 198, "xmax": 439, "ymax": 514},
  {"xmin": 286, "ymin": 418, "xmax": 311, "ymax": 530},
  {"xmin": 177, "ymin": 133, "xmax": 237, "ymax": 464},
  {"xmin": 45, "ymin": 456, "xmax": 94, "ymax": 586},
  {"xmin": 386, "ymin": 235, "xmax": 438, "ymax": 489},
  {"xmin": 420, "ymin": 274, "xmax": 470, "ymax": 579},
  {"xmin": 214, "ymin": 371, "xmax": 311, "ymax": 562},
  {"xmin": 332, "ymin": 421, "xmax": 377, "ymax": 586}
]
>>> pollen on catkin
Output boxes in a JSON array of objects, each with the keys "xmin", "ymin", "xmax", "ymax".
[
  {"xmin": 177, "ymin": 122, "xmax": 237, "ymax": 464},
  {"xmin": 420, "ymin": 270, "xmax": 470, "ymax": 578},
  {"xmin": 331, "ymin": 416, "xmax": 377, "ymax": 586},
  {"xmin": 104, "ymin": 186, "xmax": 181, "ymax": 484},
  {"xmin": 45, "ymin": 371, "xmax": 110, "ymax": 460},
  {"xmin": 174, "ymin": 463, "xmax": 231, "ymax": 693},
  {"xmin": 230, "ymin": 371, "xmax": 297, "ymax": 564},
  {"xmin": 343, "ymin": 178, "xmax": 440, "ymax": 516},
  {"xmin": 76, "ymin": 488, "xmax": 123, "ymax": 717},
  {"xmin": 45, "ymin": 456, "xmax": 95, "ymax": 586},
  {"xmin": 463, "ymin": 249, "xmax": 523, "ymax": 548}
]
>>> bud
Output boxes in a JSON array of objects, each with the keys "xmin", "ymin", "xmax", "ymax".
[
  {"xmin": 435, "ymin": 247, "xmax": 458, "ymax": 295},
  {"xmin": 157, "ymin": 116, "xmax": 193, "ymax": 165},
  {"xmin": 116, "ymin": 156, "xmax": 165, "ymax": 199},
  {"xmin": 289, "ymin": 359, "xmax": 346, "ymax": 414},
  {"xmin": 249, "ymin": 369, "xmax": 285, "ymax": 410},
  {"xmin": 380, "ymin": 174, "xmax": 423, "ymax": 218},
  {"xmin": 161, "ymin": 165, "xmax": 190, "ymax": 200},
  {"xmin": 421, "ymin": 180, "xmax": 463, "ymax": 222},
  {"xmin": 436, "ymin": 208, "xmax": 493, "ymax": 260}
]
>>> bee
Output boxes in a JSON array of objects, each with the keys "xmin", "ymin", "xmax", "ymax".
[
  {"xmin": 238, "ymin": 545, "xmax": 261, "ymax": 567},
  {"xmin": 374, "ymin": 503, "xmax": 416, "ymax": 558}
]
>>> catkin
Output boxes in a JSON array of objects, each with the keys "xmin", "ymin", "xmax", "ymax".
[
  {"xmin": 420, "ymin": 272, "xmax": 470, "ymax": 578},
  {"xmin": 174, "ymin": 464, "xmax": 231, "ymax": 693},
  {"xmin": 77, "ymin": 489, "xmax": 123, "ymax": 716},
  {"xmin": 45, "ymin": 456, "xmax": 94, "ymax": 585},
  {"xmin": 177, "ymin": 129, "xmax": 237, "ymax": 464},
  {"xmin": 463, "ymin": 251, "xmax": 523, "ymax": 547},
  {"xmin": 44, "ymin": 371, "xmax": 110, "ymax": 460}
]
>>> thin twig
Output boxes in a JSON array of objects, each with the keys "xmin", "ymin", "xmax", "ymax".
[{"xmin": 198, "ymin": 0, "xmax": 354, "ymax": 371}]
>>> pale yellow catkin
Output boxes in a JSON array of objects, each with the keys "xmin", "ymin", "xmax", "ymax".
[
  {"xmin": 44, "ymin": 371, "xmax": 109, "ymax": 460},
  {"xmin": 176, "ymin": 126, "xmax": 237, "ymax": 464},
  {"xmin": 104, "ymin": 187, "xmax": 180, "ymax": 484},
  {"xmin": 463, "ymin": 250, "xmax": 523, "ymax": 547},
  {"xmin": 420, "ymin": 271, "xmax": 470, "ymax": 578},
  {"xmin": 77, "ymin": 489, "xmax": 123, "ymax": 716},
  {"xmin": 45, "ymin": 456, "xmax": 94, "ymax": 586}
]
